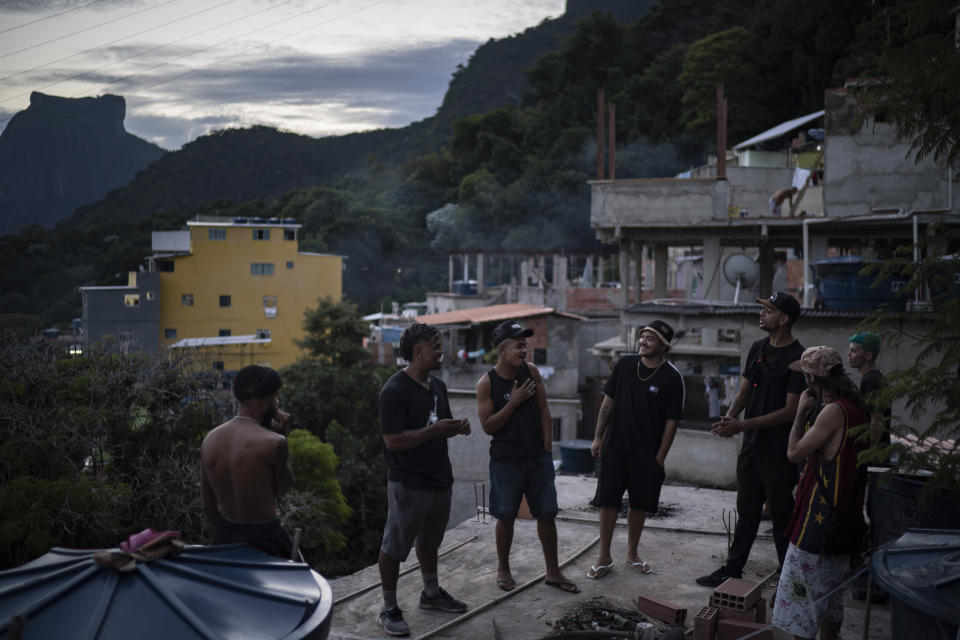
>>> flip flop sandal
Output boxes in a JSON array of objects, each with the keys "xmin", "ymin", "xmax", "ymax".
[
  {"xmin": 586, "ymin": 562, "xmax": 614, "ymax": 579},
  {"xmin": 545, "ymin": 579, "xmax": 580, "ymax": 593},
  {"xmin": 497, "ymin": 577, "xmax": 517, "ymax": 592},
  {"xmin": 626, "ymin": 560, "xmax": 654, "ymax": 574}
]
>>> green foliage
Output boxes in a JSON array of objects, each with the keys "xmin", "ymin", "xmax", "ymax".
[
  {"xmin": 282, "ymin": 429, "xmax": 351, "ymax": 564},
  {"xmin": 0, "ymin": 336, "xmax": 227, "ymax": 569},
  {"xmin": 845, "ymin": 0, "xmax": 960, "ymax": 171},
  {"xmin": 0, "ymin": 476, "xmax": 132, "ymax": 562},
  {"xmin": 280, "ymin": 298, "xmax": 391, "ymax": 575},
  {"xmin": 856, "ymin": 226, "xmax": 960, "ymax": 492}
]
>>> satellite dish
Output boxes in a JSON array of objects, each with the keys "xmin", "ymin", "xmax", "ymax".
[{"xmin": 722, "ymin": 253, "xmax": 759, "ymax": 303}]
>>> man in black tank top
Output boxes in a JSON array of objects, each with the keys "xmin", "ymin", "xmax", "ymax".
[{"xmin": 476, "ymin": 321, "xmax": 579, "ymax": 594}]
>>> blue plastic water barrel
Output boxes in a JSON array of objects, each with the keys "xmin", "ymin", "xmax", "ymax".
[
  {"xmin": 558, "ymin": 440, "xmax": 595, "ymax": 474},
  {"xmin": 811, "ymin": 256, "xmax": 907, "ymax": 310}
]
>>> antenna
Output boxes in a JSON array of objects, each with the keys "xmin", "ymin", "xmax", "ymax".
[{"xmin": 722, "ymin": 254, "xmax": 759, "ymax": 303}]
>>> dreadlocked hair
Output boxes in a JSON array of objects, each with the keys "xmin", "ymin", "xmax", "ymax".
[{"xmin": 399, "ymin": 323, "xmax": 440, "ymax": 361}]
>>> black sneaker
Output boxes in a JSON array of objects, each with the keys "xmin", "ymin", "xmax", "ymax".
[
  {"xmin": 377, "ymin": 607, "xmax": 410, "ymax": 637},
  {"xmin": 695, "ymin": 566, "xmax": 740, "ymax": 588},
  {"xmin": 419, "ymin": 587, "xmax": 467, "ymax": 613}
]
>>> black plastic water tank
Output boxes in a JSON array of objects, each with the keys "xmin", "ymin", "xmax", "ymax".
[{"xmin": 0, "ymin": 544, "xmax": 332, "ymax": 639}]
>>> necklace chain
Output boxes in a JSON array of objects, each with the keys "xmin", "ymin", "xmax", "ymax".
[{"xmin": 636, "ymin": 358, "xmax": 665, "ymax": 382}]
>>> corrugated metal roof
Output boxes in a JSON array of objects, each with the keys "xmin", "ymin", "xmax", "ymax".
[
  {"xmin": 733, "ymin": 110, "xmax": 825, "ymax": 150},
  {"xmin": 418, "ymin": 303, "xmax": 586, "ymax": 326},
  {"xmin": 169, "ymin": 334, "xmax": 271, "ymax": 348}
]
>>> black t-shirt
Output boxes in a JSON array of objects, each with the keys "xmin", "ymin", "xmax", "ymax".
[
  {"xmin": 488, "ymin": 363, "xmax": 544, "ymax": 462},
  {"xmin": 860, "ymin": 368, "xmax": 892, "ymax": 446},
  {"xmin": 740, "ymin": 337, "xmax": 806, "ymax": 450},
  {"xmin": 379, "ymin": 370, "xmax": 454, "ymax": 489},
  {"xmin": 602, "ymin": 356, "xmax": 685, "ymax": 455}
]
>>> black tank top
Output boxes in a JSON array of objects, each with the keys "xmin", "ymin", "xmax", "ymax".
[{"xmin": 488, "ymin": 363, "xmax": 544, "ymax": 461}]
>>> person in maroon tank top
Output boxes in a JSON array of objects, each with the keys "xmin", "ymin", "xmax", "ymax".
[{"xmin": 772, "ymin": 346, "xmax": 869, "ymax": 640}]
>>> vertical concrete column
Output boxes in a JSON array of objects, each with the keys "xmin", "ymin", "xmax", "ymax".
[
  {"xmin": 654, "ymin": 245, "xmax": 668, "ymax": 299},
  {"xmin": 448, "ymin": 254, "xmax": 454, "ymax": 293},
  {"xmin": 803, "ymin": 233, "xmax": 828, "ymax": 305},
  {"xmin": 634, "ymin": 242, "xmax": 643, "ymax": 304},
  {"xmin": 596, "ymin": 256, "xmax": 603, "ymax": 287},
  {"xmin": 758, "ymin": 241, "xmax": 774, "ymax": 299},
  {"xmin": 477, "ymin": 252, "xmax": 485, "ymax": 295},
  {"xmin": 555, "ymin": 254, "xmax": 568, "ymax": 309},
  {"xmin": 702, "ymin": 236, "xmax": 721, "ymax": 302},
  {"xmin": 619, "ymin": 243, "xmax": 630, "ymax": 307},
  {"xmin": 520, "ymin": 258, "xmax": 529, "ymax": 288}
]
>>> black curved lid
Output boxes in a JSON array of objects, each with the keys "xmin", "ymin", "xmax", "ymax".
[
  {"xmin": 869, "ymin": 528, "xmax": 960, "ymax": 626},
  {"xmin": 0, "ymin": 544, "xmax": 332, "ymax": 640}
]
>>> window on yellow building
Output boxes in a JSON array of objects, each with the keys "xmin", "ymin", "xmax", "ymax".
[
  {"xmin": 164, "ymin": 329, "xmax": 177, "ymax": 339},
  {"xmin": 219, "ymin": 329, "xmax": 231, "ymax": 337},
  {"xmin": 124, "ymin": 293, "xmax": 140, "ymax": 307},
  {"xmin": 209, "ymin": 228, "xmax": 226, "ymax": 240},
  {"xmin": 286, "ymin": 261, "xmax": 294, "ymax": 270},
  {"xmin": 283, "ymin": 229, "xmax": 295, "ymax": 241},
  {"xmin": 256, "ymin": 329, "xmax": 271, "ymax": 340},
  {"xmin": 250, "ymin": 263, "xmax": 274, "ymax": 275},
  {"xmin": 181, "ymin": 293, "xmax": 194, "ymax": 306},
  {"xmin": 213, "ymin": 361, "xmax": 225, "ymax": 371},
  {"xmin": 253, "ymin": 229, "xmax": 270, "ymax": 241},
  {"xmin": 263, "ymin": 295, "xmax": 278, "ymax": 318},
  {"xmin": 219, "ymin": 295, "xmax": 231, "ymax": 307}
]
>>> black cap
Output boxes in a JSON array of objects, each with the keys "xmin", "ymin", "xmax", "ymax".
[
  {"xmin": 233, "ymin": 365, "xmax": 282, "ymax": 401},
  {"xmin": 640, "ymin": 319, "xmax": 674, "ymax": 347},
  {"xmin": 492, "ymin": 321, "xmax": 534, "ymax": 347},
  {"xmin": 757, "ymin": 291, "xmax": 801, "ymax": 321}
]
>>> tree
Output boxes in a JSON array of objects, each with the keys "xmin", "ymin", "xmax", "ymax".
[
  {"xmin": 847, "ymin": 0, "xmax": 960, "ymax": 171},
  {"xmin": 281, "ymin": 298, "xmax": 390, "ymax": 575},
  {"xmin": 0, "ymin": 335, "xmax": 227, "ymax": 569}
]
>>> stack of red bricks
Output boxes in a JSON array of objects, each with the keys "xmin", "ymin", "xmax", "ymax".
[{"xmin": 692, "ymin": 578, "xmax": 773, "ymax": 640}]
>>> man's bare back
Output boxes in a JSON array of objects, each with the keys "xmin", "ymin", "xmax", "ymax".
[{"xmin": 201, "ymin": 417, "xmax": 292, "ymax": 523}]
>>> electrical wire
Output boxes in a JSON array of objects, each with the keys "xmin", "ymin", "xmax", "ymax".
[
  {"xmin": 0, "ymin": 0, "xmax": 309, "ymax": 104},
  {"xmin": 0, "ymin": 0, "xmax": 108, "ymax": 36},
  {"xmin": 0, "ymin": 0, "xmax": 246, "ymax": 85},
  {"xmin": 0, "ymin": 0, "xmax": 182, "ymax": 60}
]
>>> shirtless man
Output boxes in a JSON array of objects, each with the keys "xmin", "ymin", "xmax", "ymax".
[
  {"xmin": 201, "ymin": 365, "xmax": 294, "ymax": 558},
  {"xmin": 769, "ymin": 186, "xmax": 798, "ymax": 217}
]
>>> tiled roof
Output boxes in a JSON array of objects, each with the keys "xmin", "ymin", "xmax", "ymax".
[
  {"xmin": 418, "ymin": 303, "xmax": 586, "ymax": 326},
  {"xmin": 622, "ymin": 301, "xmax": 879, "ymax": 319}
]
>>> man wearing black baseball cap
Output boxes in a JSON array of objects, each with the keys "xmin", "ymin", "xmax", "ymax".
[
  {"xmin": 476, "ymin": 320, "xmax": 579, "ymax": 594},
  {"xmin": 697, "ymin": 292, "xmax": 805, "ymax": 588},
  {"xmin": 587, "ymin": 319, "xmax": 685, "ymax": 579}
]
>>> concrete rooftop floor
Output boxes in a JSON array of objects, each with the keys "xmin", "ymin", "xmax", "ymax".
[{"xmin": 328, "ymin": 475, "xmax": 891, "ymax": 639}]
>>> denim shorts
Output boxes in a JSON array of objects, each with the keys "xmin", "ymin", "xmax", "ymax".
[
  {"xmin": 380, "ymin": 481, "xmax": 452, "ymax": 562},
  {"xmin": 489, "ymin": 451, "xmax": 558, "ymax": 520}
]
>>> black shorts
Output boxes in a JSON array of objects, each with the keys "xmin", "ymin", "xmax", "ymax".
[
  {"xmin": 214, "ymin": 514, "xmax": 293, "ymax": 559},
  {"xmin": 595, "ymin": 446, "xmax": 665, "ymax": 513}
]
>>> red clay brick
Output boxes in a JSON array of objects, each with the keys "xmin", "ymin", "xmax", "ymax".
[
  {"xmin": 693, "ymin": 606, "xmax": 718, "ymax": 640},
  {"xmin": 710, "ymin": 578, "xmax": 762, "ymax": 611},
  {"xmin": 716, "ymin": 619, "xmax": 773, "ymax": 640},
  {"xmin": 635, "ymin": 593, "xmax": 687, "ymax": 625}
]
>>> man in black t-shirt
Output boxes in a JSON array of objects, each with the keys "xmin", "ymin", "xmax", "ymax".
[
  {"xmin": 697, "ymin": 292, "xmax": 805, "ymax": 588},
  {"xmin": 847, "ymin": 331, "xmax": 891, "ymax": 446},
  {"xmin": 587, "ymin": 320, "xmax": 685, "ymax": 580},
  {"xmin": 376, "ymin": 323, "xmax": 472, "ymax": 637},
  {"xmin": 476, "ymin": 321, "xmax": 579, "ymax": 595}
]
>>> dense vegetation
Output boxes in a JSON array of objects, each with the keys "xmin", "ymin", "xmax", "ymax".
[{"xmin": 1, "ymin": 0, "xmax": 883, "ymax": 322}]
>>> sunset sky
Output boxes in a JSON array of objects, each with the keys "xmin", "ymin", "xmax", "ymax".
[{"xmin": 0, "ymin": 0, "xmax": 565, "ymax": 149}]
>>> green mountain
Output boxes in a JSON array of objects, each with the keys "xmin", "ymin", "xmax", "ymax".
[
  {"xmin": 0, "ymin": 93, "xmax": 164, "ymax": 236},
  {"xmin": 2, "ymin": 0, "xmax": 884, "ymax": 325}
]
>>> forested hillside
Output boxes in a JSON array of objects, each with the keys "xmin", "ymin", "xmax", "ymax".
[{"xmin": 1, "ymin": 0, "xmax": 890, "ymax": 324}]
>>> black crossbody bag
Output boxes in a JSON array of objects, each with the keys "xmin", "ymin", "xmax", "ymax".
[{"xmin": 815, "ymin": 470, "xmax": 868, "ymax": 556}]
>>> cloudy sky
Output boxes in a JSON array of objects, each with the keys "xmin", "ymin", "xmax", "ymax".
[{"xmin": 0, "ymin": 0, "xmax": 564, "ymax": 149}]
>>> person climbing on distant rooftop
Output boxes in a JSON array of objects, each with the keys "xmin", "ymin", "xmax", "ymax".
[
  {"xmin": 200, "ymin": 365, "xmax": 295, "ymax": 559},
  {"xmin": 769, "ymin": 186, "xmax": 798, "ymax": 217}
]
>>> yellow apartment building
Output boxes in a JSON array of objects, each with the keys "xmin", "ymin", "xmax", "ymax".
[{"xmin": 150, "ymin": 216, "xmax": 342, "ymax": 371}]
